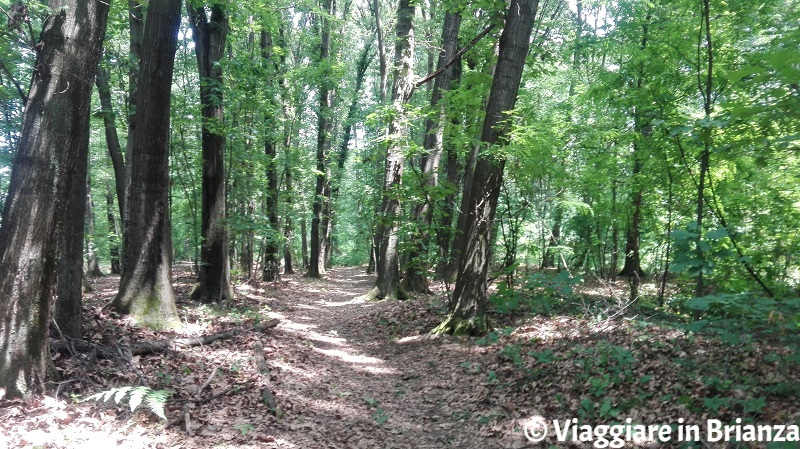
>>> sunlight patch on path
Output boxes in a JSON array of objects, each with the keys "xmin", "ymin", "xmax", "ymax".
[
  {"xmin": 319, "ymin": 297, "xmax": 372, "ymax": 307},
  {"xmin": 310, "ymin": 347, "xmax": 395, "ymax": 375}
]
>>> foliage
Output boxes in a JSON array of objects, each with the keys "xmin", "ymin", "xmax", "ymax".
[{"xmin": 82, "ymin": 386, "xmax": 174, "ymax": 421}]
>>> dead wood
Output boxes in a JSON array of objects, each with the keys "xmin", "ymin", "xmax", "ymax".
[
  {"xmin": 253, "ymin": 338, "xmax": 277, "ymax": 413},
  {"xmin": 51, "ymin": 318, "xmax": 280, "ymax": 358}
]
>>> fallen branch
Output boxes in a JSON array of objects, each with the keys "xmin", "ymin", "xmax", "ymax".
[
  {"xmin": 253, "ymin": 338, "xmax": 277, "ymax": 413},
  {"xmin": 51, "ymin": 318, "xmax": 281, "ymax": 358}
]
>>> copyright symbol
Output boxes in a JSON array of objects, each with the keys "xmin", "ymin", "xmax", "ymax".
[{"xmin": 523, "ymin": 416, "xmax": 548, "ymax": 442}]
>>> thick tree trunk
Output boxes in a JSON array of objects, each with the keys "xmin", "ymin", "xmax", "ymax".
[
  {"xmin": 55, "ymin": 142, "xmax": 89, "ymax": 340},
  {"xmin": 0, "ymin": 0, "xmax": 109, "ymax": 399},
  {"xmin": 308, "ymin": 0, "xmax": 335, "ymax": 278},
  {"xmin": 362, "ymin": 0, "xmax": 415, "ymax": 301},
  {"xmin": 121, "ymin": 0, "xmax": 144, "ymax": 274},
  {"xmin": 188, "ymin": 3, "xmax": 232, "ymax": 302},
  {"xmin": 403, "ymin": 11, "xmax": 462, "ymax": 294},
  {"xmin": 436, "ymin": 0, "xmax": 539, "ymax": 335},
  {"xmin": 112, "ymin": 0, "xmax": 182, "ymax": 329}
]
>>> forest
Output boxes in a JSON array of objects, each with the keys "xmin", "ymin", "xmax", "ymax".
[{"xmin": 0, "ymin": 0, "xmax": 798, "ymax": 447}]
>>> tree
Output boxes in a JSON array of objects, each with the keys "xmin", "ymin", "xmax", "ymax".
[
  {"xmin": 261, "ymin": 29, "xmax": 282, "ymax": 282},
  {"xmin": 362, "ymin": 0, "xmax": 415, "ymax": 301},
  {"xmin": 95, "ymin": 62, "xmax": 124, "ymax": 274},
  {"xmin": 402, "ymin": 9, "xmax": 462, "ymax": 294},
  {"xmin": 436, "ymin": 0, "xmax": 539, "ymax": 335},
  {"xmin": 308, "ymin": 0, "xmax": 336, "ymax": 279},
  {"xmin": 111, "ymin": 0, "xmax": 183, "ymax": 329},
  {"xmin": 188, "ymin": 1, "xmax": 233, "ymax": 302},
  {"xmin": 0, "ymin": 0, "xmax": 109, "ymax": 398}
]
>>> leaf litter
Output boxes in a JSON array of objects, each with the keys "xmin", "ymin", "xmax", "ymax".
[{"xmin": 0, "ymin": 266, "xmax": 798, "ymax": 448}]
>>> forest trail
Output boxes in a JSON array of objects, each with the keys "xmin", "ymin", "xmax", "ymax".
[
  {"xmin": 0, "ymin": 267, "xmax": 528, "ymax": 449},
  {"xmin": 3, "ymin": 267, "xmax": 799, "ymax": 449},
  {"xmin": 259, "ymin": 266, "xmax": 524, "ymax": 448}
]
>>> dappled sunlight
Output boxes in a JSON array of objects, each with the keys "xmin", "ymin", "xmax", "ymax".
[
  {"xmin": 279, "ymin": 320, "xmax": 317, "ymax": 332},
  {"xmin": 305, "ymin": 330, "xmax": 347, "ymax": 346},
  {"xmin": 319, "ymin": 297, "xmax": 371, "ymax": 307},
  {"xmin": 311, "ymin": 347, "xmax": 395, "ymax": 374}
]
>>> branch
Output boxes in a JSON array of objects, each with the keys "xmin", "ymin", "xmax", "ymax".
[
  {"xmin": 414, "ymin": 23, "xmax": 497, "ymax": 89},
  {"xmin": 0, "ymin": 58, "xmax": 28, "ymax": 105}
]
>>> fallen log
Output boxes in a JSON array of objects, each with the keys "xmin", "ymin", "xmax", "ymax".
[{"xmin": 51, "ymin": 318, "xmax": 280, "ymax": 357}]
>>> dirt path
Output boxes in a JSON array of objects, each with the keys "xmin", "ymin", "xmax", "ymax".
[
  {"xmin": 1, "ymin": 266, "xmax": 527, "ymax": 449},
  {"xmin": 259, "ymin": 267, "xmax": 526, "ymax": 449}
]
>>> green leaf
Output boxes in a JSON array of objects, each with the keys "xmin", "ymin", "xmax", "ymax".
[{"xmin": 704, "ymin": 228, "xmax": 728, "ymax": 240}]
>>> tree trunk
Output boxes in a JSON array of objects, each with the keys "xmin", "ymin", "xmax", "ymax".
[
  {"xmin": 618, "ymin": 16, "xmax": 650, "ymax": 281},
  {"xmin": 403, "ymin": 10, "xmax": 462, "ymax": 294},
  {"xmin": 260, "ymin": 30, "xmax": 282, "ymax": 282},
  {"xmin": 372, "ymin": 0, "xmax": 388, "ymax": 103},
  {"xmin": 85, "ymin": 177, "xmax": 103, "ymax": 277},
  {"xmin": 188, "ymin": 3, "xmax": 232, "ymax": 302},
  {"xmin": 55, "ymin": 139, "xmax": 89, "ymax": 340},
  {"xmin": 695, "ymin": 0, "xmax": 713, "ymax": 299},
  {"xmin": 112, "ymin": 0, "xmax": 182, "ymax": 329},
  {"xmin": 301, "ymin": 216, "xmax": 309, "ymax": 269},
  {"xmin": 121, "ymin": 0, "xmax": 144, "ymax": 274},
  {"xmin": 362, "ymin": 0, "xmax": 415, "ymax": 301},
  {"xmin": 308, "ymin": 0, "xmax": 335, "ymax": 278},
  {"xmin": 106, "ymin": 186, "xmax": 121, "ymax": 274},
  {"xmin": 0, "ymin": 0, "xmax": 109, "ymax": 399},
  {"xmin": 435, "ymin": 0, "xmax": 539, "ymax": 335},
  {"xmin": 283, "ymin": 168, "xmax": 295, "ymax": 275},
  {"xmin": 95, "ymin": 61, "xmax": 126, "ymax": 222}
]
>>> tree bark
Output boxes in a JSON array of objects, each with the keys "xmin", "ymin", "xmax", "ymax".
[
  {"xmin": 435, "ymin": 0, "xmax": 539, "ymax": 335},
  {"xmin": 121, "ymin": 0, "xmax": 145, "ymax": 274},
  {"xmin": 403, "ymin": 11, "xmax": 462, "ymax": 294},
  {"xmin": 362, "ymin": 0, "xmax": 415, "ymax": 301},
  {"xmin": 111, "ymin": 0, "xmax": 182, "ymax": 329},
  {"xmin": 55, "ymin": 135, "xmax": 89, "ymax": 340},
  {"xmin": 0, "ymin": 0, "xmax": 109, "ymax": 399},
  {"xmin": 188, "ymin": 2, "xmax": 233, "ymax": 302}
]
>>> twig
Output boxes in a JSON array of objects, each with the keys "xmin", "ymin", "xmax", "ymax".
[
  {"xmin": 182, "ymin": 403, "xmax": 193, "ymax": 437},
  {"xmin": 196, "ymin": 367, "xmax": 218, "ymax": 396}
]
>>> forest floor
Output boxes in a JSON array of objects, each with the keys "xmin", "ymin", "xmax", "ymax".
[{"xmin": 1, "ymin": 266, "xmax": 799, "ymax": 448}]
